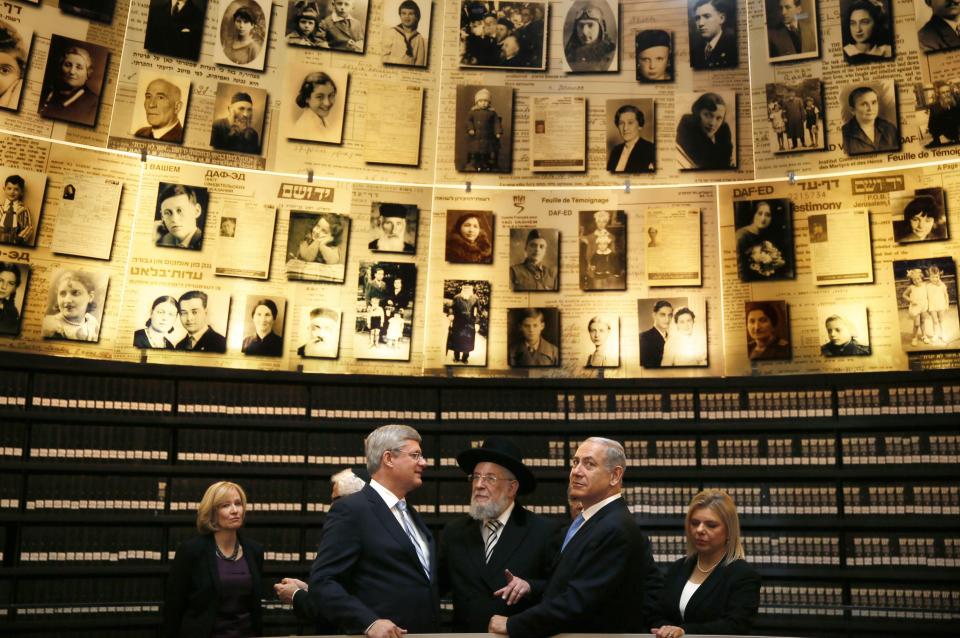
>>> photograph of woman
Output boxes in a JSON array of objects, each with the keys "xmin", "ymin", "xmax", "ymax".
[
  {"xmin": 216, "ymin": 0, "xmax": 271, "ymax": 70},
  {"xmin": 355, "ymin": 261, "xmax": 417, "ymax": 361},
  {"xmin": 563, "ymin": 0, "xmax": 618, "ymax": 72},
  {"xmin": 840, "ymin": 81, "xmax": 900, "ymax": 156},
  {"xmin": 445, "ymin": 210, "xmax": 494, "ymax": 264},
  {"xmin": 676, "ymin": 92, "xmax": 736, "ymax": 170},
  {"xmin": 163, "ymin": 481, "xmax": 264, "ymax": 638},
  {"xmin": 745, "ymin": 301, "xmax": 791, "ymax": 361},
  {"xmin": 841, "ymin": 0, "xmax": 893, "ymax": 63},
  {"xmin": 133, "ymin": 295, "xmax": 179, "ymax": 349},
  {"xmin": 38, "ymin": 36, "xmax": 109, "ymax": 127},
  {"xmin": 285, "ymin": 211, "xmax": 349, "ymax": 282},
  {"xmin": 0, "ymin": 19, "xmax": 30, "ymax": 111},
  {"xmin": 241, "ymin": 297, "xmax": 285, "ymax": 356},
  {"xmin": 286, "ymin": 67, "xmax": 348, "ymax": 144},
  {"xmin": 661, "ymin": 304, "xmax": 708, "ymax": 367},
  {"xmin": 382, "ymin": 0, "xmax": 429, "ymax": 66},
  {"xmin": 0, "ymin": 261, "xmax": 27, "ymax": 336},
  {"xmin": 444, "ymin": 280, "xmax": 489, "ymax": 366},
  {"xmin": 41, "ymin": 269, "xmax": 108, "ymax": 342},
  {"xmin": 734, "ymin": 198, "xmax": 794, "ymax": 281},
  {"xmin": 584, "ymin": 314, "xmax": 619, "ymax": 368}
]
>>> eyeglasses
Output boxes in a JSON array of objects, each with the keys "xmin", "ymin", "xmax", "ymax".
[
  {"xmin": 468, "ymin": 473, "xmax": 516, "ymax": 485},
  {"xmin": 391, "ymin": 448, "xmax": 424, "ymax": 462}
]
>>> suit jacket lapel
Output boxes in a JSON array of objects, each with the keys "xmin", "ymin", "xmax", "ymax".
[
  {"xmin": 685, "ymin": 558, "xmax": 727, "ymax": 617},
  {"xmin": 562, "ymin": 497, "xmax": 623, "ymax": 556},
  {"xmin": 204, "ymin": 536, "xmax": 222, "ymax": 594},
  {"xmin": 481, "ymin": 506, "xmax": 531, "ymax": 590},
  {"xmin": 365, "ymin": 486, "xmax": 432, "ymax": 582}
]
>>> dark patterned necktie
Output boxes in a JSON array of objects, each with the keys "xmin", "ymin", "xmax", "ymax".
[{"xmin": 484, "ymin": 519, "xmax": 503, "ymax": 563}]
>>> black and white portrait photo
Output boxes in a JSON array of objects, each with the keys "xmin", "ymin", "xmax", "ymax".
[
  {"xmin": 144, "ymin": 0, "xmax": 208, "ymax": 61},
  {"xmin": 444, "ymin": 279, "xmax": 490, "ymax": 366},
  {"xmin": 841, "ymin": 0, "xmax": 893, "ymax": 62},
  {"xmin": 745, "ymin": 300, "xmax": 791, "ymax": 361},
  {"xmin": 382, "ymin": 0, "xmax": 431, "ymax": 66},
  {"xmin": 507, "ymin": 307, "xmax": 560, "ymax": 367},
  {"xmin": 562, "ymin": 0, "xmax": 618, "ymax": 72},
  {"xmin": 455, "ymin": 85, "xmax": 513, "ymax": 172},
  {"xmin": 510, "ymin": 228, "xmax": 559, "ymax": 291},
  {"xmin": 583, "ymin": 314, "xmax": 619, "ymax": 368},
  {"xmin": 210, "ymin": 83, "xmax": 267, "ymax": 154},
  {"xmin": 606, "ymin": 99, "xmax": 655, "ymax": 173},
  {"xmin": 0, "ymin": 168, "xmax": 46, "ymax": 248},
  {"xmin": 298, "ymin": 306, "xmax": 341, "ymax": 358},
  {"xmin": 0, "ymin": 262, "xmax": 29, "ymax": 336},
  {"xmin": 459, "ymin": 0, "xmax": 547, "ymax": 70},
  {"xmin": 639, "ymin": 297, "xmax": 707, "ymax": 368},
  {"xmin": 61, "ymin": 0, "xmax": 117, "ymax": 23},
  {"xmin": 635, "ymin": 30, "xmax": 672, "ymax": 82},
  {"xmin": 132, "ymin": 288, "xmax": 230, "ymax": 352},
  {"xmin": 130, "ymin": 73, "xmax": 190, "ymax": 144},
  {"xmin": 322, "ymin": 0, "xmax": 369, "ymax": 52},
  {"xmin": 369, "ymin": 202, "xmax": 417, "ymax": 253},
  {"xmin": 894, "ymin": 257, "xmax": 960, "ymax": 351},
  {"xmin": 445, "ymin": 209, "xmax": 494, "ymax": 264},
  {"xmin": 916, "ymin": 80, "xmax": 960, "ymax": 148},
  {"xmin": 286, "ymin": 0, "xmax": 326, "ymax": 47},
  {"xmin": 153, "ymin": 182, "xmax": 209, "ymax": 250},
  {"xmin": 0, "ymin": 19, "xmax": 31, "ymax": 111},
  {"xmin": 917, "ymin": 0, "xmax": 960, "ymax": 53},
  {"xmin": 579, "ymin": 210, "xmax": 625, "ymax": 291},
  {"xmin": 818, "ymin": 304, "xmax": 871, "ymax": 357},
  {"xmin": 282, "ymin": 64, "xmax": 348, "ymax": 144},
  {"xmin": 734, "ymin": 198, "xmax": 794, "ymax": 282},
  {"xmin": 676, "ymin": 91, "xmax": 736, "ymax": 170},
  {"xmin": 766, "ymin": 80, "xmax": 824, "ymax": 152},
  {"xmin": 688, "ymin": 0, "xmax": 737, "ymax": 69},
  {"xmin": 241, "ymin": 295, "xmax": 286, "ymax": 356},
  {"xmin": 285, "ymin": 211, "xmax": 350, "ymax": 282},
  {"xmin": 892, "ymin": 187, "xmax": 949, "ymax": 243},
  {"xmin": 840, "ymin": 80, "xmax": 900, "ymax": 156},
  {"xmin": 215, "ymin": 0, "xmax": 271, "ymax": 70},
  {"xmin": 38, "ymin": 35, "xmax": 109, "ymax": 127},
  {"xmin": 355, "ymin": 261, "xmax": 416, "ymax": 361},
  {"xmin": 765, "ymin": 0, "xmax": 818, "ymax": 62},
  {"xmin": 41, "ymin": 269, "xmax": 109, "ymax": 343}
]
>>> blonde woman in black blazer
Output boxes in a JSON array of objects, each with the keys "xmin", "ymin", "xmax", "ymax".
[
  {"xmin": 650, "ymin": 489, "xmax": 760, "ymax": 637},
  {"xmin": 163, "ymin": 481, "xmax": 265, "ymax": 638}
]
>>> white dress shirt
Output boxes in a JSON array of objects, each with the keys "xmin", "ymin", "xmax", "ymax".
[{"xmin": 369, "ymin": 478, "xmax": 430, "ymax": 566}]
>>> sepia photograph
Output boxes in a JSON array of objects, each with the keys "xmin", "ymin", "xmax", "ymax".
[
  {"xmin": 318, "ymin": 0, "xmax": 369, "ymax": 52},
  {"xmin": 298, "ymin": 306, "xmax": 341, "ymax": 358},
  {"xmin": 210, "ymin": 83, "xmax": 267, "ymax": 154},
  {"xmin": 61, "ymin": 0, "xmax": 117, "ymax": 23},
  {"xmin": 130, "ymin": 73, "xmax": 190, "ymax": 143},
  {"xmin": 583, "ymin": 314, "xmax": 619, "ymax": 368},
  {"xmin": 579, "ymin": 210, "xmax": 625, "ymax": 291},
  {"xmin": 286, "ymin": 0, "xmax": 327, "ymax": 47},
  {"xmin": 734, "ymin": 198, "xmax": 794, "ymax": 282},
  {"xmin": 282, "ymin": 64, "xmax": 348, "ymax": 144},
  {"xmin": 382, "ymin": 0, "xmax": 431, "ymax": 66},
  {"xmin": 445, "ymin": 209, "xmax": 494, "ymax": 264},
  {"xmin": 132, "ymin": 288, "xmax": 230, "ymax": 352},
  {"xmin": 688, "ymin": 0, "xmax": 737, "ymax": 69},
  {"xmin": 839, "ymin": 80, "xmax": 900, "ymax": 156},
  {"xmin": 0, "ymin": 19, "xmax": 31, "ymax": 111},
  {"xmin": 917, "ymin": 0, "xmax": 960, "ymax": 53},
  {"xmin": 144, "ymin": 0, "xmax": 208, "ymax": 60},
  {"xmin": 215, "ymin": 0, "xmax": 272, "ymax": 70},
  {"xmin": 744, "ymin": 300, "xmax": 791, "ymax": 361},
  {"xmin": 765, "ymin": 0, "xmax": 818, "ymax": 63},
  {"xmin": 285, "ymin": 211, "xmax": 350, "ymax": 282},
  {"xmin": 510, "ymin": 228, "xmax": 559, "ymax": 291},
  {"xmin": 915, "ymin": 80, "xmax": 960, "ymax": 148},
  {"xmin": 507, "ymin": 307, "xmax": 560, "ymax": 367},
  {"xmin": 455, "ymin": 85, "xmax": 513, "ymax": 172},
  {"xmin": 153, "ymin": 182, "xmax": 209, "ymax": 250},
  {"xmin": 841, "ymin": 0, "xmax": 893, "ymax": 62},
  {"xmin": 635, "ymin": 30, "xmax": 673, "ymax": 82},
  {"xmin": 818, "ymin": 303, "xmax": 871, "ymax": 357},
  {"xmin": 38, "ymin": 35, "xmax": 110, "ymax": 127},
  {"xmin": 562, "ymin": 0, "xmax": 618, "ymax": 72},
  {"xmin": 892, "ymin": 187, "xmax": 949, "ymax": 243},
  {"xmin": 765, "ymin": 80, "xmax": 824, "ymax": 153},
  {"xmin": 676, "ymin": 91, "xmax": 737, "ymax": 170},
  {"xmin": 443, "ymin": 279, "xmax": 490, "ymax": 366},
  {"xmin": 459, "ymin": 0, "xmax": 547, "ymax": 70},
  {"xmin": 41, "ymin": 269, "xmax": 110, "ymax": 343},
  {"xmin": 605, "ymin": 99, "xmax": 655, "ymax": 173},
  {"xmin": 0, "ymin": 168, "xmax": 46, "ymax": 247},
  {"xmin": 0, "ymin": 262, "xmax": 29, "ymax": 336},
  {"xmin": 893, "ymin": 257, "xmax": 959, "ymax": 351},
  {"xmin": 639, "ymin": 297, "xmax": 707, "ymax": 368},
  {"xmin": 241, "ymin": 295, "xmax": 286, "ymax": 356},
  {"xmin": 355, "ymin": 261, "xmax": 416, "ymax": 361},
  {"xmin": 369, "ymin": 202, "xmax": 418, "ymax": 253}
]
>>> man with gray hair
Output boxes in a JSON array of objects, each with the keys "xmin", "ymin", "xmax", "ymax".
[
  {"xmin": 134, "ymin": 78, "xmax": 185, "ymax": 142},
  {"xmin": 306, "ymin": 424, "xmax": 439, "ymax": 637},
  {"xmin": 489, "ymin": 436, "xmax": 661, "ymax": 637}
]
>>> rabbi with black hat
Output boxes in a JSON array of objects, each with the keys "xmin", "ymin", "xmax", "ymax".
[
  {"xmin": 439, "ymin": 437, "xmax": 560, "ymax": 632},
  {"xmin": 210, "ymin": 91, "xmax": 261, "ymax": 154},
  {"xmin": 369, "ymin": 203, "xmax": 416, "ymax": 253}
]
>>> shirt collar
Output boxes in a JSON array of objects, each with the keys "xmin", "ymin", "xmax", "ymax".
[
  {"xmin": 150, "ymin": 120, "xmax": 181, "ymax": 139},
  {"xmin": 488, "ymin": 500, "xmax": 516, "ymax": 527},
  {"xmin": 581, "ymin": 493, "xmax": 622, "ymax": 522},
  {"xmin": 370, "ymin": 478, "xmax": 400, "ymax": 509},
  {"xmin": 331, "ymin": 14, "xmax": 350, "ymax": 23},
  {"xmin": 187, "ymin": 325, "xmax": 208, "ymax": 345}
]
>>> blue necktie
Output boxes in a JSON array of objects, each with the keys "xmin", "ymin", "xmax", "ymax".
[
  {"xmin": 396, "ymin": 500, "xmax": 430, "ymax": 579},
  {"xmin": 561, "ymin": 513, "xmax": 585, "ymax": 552}
]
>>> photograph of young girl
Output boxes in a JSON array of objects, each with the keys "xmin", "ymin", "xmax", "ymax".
[
  {"xmin": 894, "ymin": 257, "xmax": 959, "ymax": 352},
  {"xmin": 215, "ymin": 0, "xmax": 272, "ymax": 70},
  {"xmin": 285, "ymin": 211, "xmax": 350, "ymax": 282},
  {"xmin": 578, "ymin": 209, "xmax": 626, "ymax": 291},
  {"xmin": 733, "ymin": 198, "xmax": 795, "ymax": 282},
  {"xmin": 355, "ymin": 261, "xmax": 417, "ymax": 361},
  {"xmin": 41, "ymin": 268, "xmax": 109, "ymax": 342}
]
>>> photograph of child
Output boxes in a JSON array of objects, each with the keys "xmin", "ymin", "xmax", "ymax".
[
  {"xmin": 818, "ymin": 304, "xmax": 871, "ymax": 357},
  {"xmin": 892, "ymin": 187, "xmax": 949, "ymax": 243},
  {"xmin": 507, "ymin": 307, "xmax": 560, "ymax": 367},
  {"xmin": 153, "ymin": 182, "xmax": 209, "ymax": 251},
  {"xmin": 0, "ymin": 19, "xmax": 30, "ymax": 111},
  {"xmin": 355, "ymin": 261, "xmax": 417, "ymax": 360},
  {"xmin": 894, "ymin": 257, "xmax": 960, "ymax": 351},
  {"xmin": 510, "ymin": 228, "xmax": 559, "ymax": 292},
  {"xmin": 285, "ymin": 211, "xmax": 350, "ymax": 282},
  {"xmin": 382, "ymin": 0, "xmax": 431, "ymax": 66},
  {"xmin": 733, "ymin": 198, "xmax": 794, "ymax": 282},
  {"xmin": 286, "ymin": 1, "xmax": 327, "ymax": 47},
  {"xmin": 369, "ymin": 202, "xmax": 418, "ymax": 253},
  {"xmin": 322, "ymin": 0, "xmax": 369, "ymax": 52},
  {"xmin": 38, "ymin": 35, "xmax": 110, "ymax": 127},
  {"xmin": 455, "ymin": 85, "xmax": 513, "ymax": 173},
  {"xmin": 0, "ymin": 262, "xmax": 29, "ymax": 336},
  {"xmin": 41, "ymin": 268, "xmax": 110, "ymax": 342},
  {"xmin": 635, "ymin": 30, "xmax": 672, "ymax": 82},
  {"xmin": 0, "ymin": 170, "xmax": 45, "ymax": 247},
  {"xmin": 215, "ymin": 0, "xmax": 272, "ymax": 70},
  {"xmin": 579, "ymin": 210, "xmax": 626, "ymax": 291},
  {"xmin": 443, "ymin": 279, "xmax": 490, "ymax": 366},
  {"xmin": 765, "ymin": 80, "xmax": 824, "ymax": 153}
]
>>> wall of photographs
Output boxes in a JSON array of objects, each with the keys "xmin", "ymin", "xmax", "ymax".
[{"xmin": 0, "ymin": 0, "xmax": 960, "ymax": 378}]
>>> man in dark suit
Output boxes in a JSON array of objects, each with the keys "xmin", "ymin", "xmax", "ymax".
[
  {"xmin": 607, "ymin": 104, "xmax": 655, "ymax": 173},
  {"xmin": 640, "ymin": 300, "xmax": 673, "ymax": 368},
  {"xmin": 175, "ymin": 290, "xmax": 226, "ymax": 353},
  {"xmin": 134, "ymin": 78, "xmax": 185, "ymax": 143},
  {"xmin": 689, "ymin": 0, "xmax": 737, "ymax": 69},
  {"xmin": 307, "ymin": 424, "xmax": 439, "ymax": 638},
  {"xmin": 440, "ymin": 437, "xmax": 560, "ymax": 632},
  {"xmin": 918, "ymin": 0, "xmax": 960, "ymax": 52},
  {"xmin": 767, "ymin": 0, "xmax": 816, "ymax": 58},
  {"xmin": 488, "ymin": 437, "xmax": 662, "ymax": 637},
  {"xmin": 144, "ymin": 0, "xmax": 207, "ymax": 61}
]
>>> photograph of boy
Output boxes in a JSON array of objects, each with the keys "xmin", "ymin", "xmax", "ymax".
[
  {"xmin": 153, "ymin": 183, "xmax": 209, "ymax": 250},
  {"xmin": 510, "ymin": 228, "xmax": 559, "ymax": 291},
  {"xmin": 507, "ymin": 307, "xmax": 560, "ymax": 367}
]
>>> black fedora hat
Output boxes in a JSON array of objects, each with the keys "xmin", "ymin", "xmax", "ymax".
[{"xmin": 456, "ymin": 436, "xmax": 536, "ymax": 495}]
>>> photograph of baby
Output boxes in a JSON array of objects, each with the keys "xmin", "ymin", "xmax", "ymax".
[
  {"xmin": 562, "ymin": 0, "xmax": 618, "ymax": 72},
  {"xmin": 132, "ymin": 288, "xmax": 231, "ymax": 352},
  {"xmin": 507, "ymin": 307, "xmax": 560, "ymax": 367},
  {"xmin": 583, "ymin": 314, "xmax": 619, "ymax": 368},
  {"xmin": 382, "ymin": 0, "xmax": 431, "ymax": 66},
  {"xmin": 215, "ymin": 0, "xmax": 272, "ymax": 70},
  {"xmin": 744, "ymin": 300, "xmax": 791, "ymax": 361},
  {"xmin": 443, "ymin": 279, "xmax": 490, "ymax": 366},
  {"xmin": 894, "ymin": 257, "xmax": 960, "ymax": 351},
  {"xmin": 369, "ymin": 202, "xmax": 418, "ymax": 253},
  {"xmin": 639, "ymin": 296, "xmax": 707, "ymax": 368},
  {"xmin": 38, "ymin": 35, "xmax": 110, "ymax": 127},
  {"xmin": 459, "ymin": 0, "xmax": 547, "ymax": 70},
  {"xmin": 153, "ymin": 182, "xmax": 209, "ymax": 251},
  {"xmin": 130, "ymin": 73, "xmax": 190, "ymax": 144},
  {"xmin": 241, "ymin": 295, "xmax": 286, "ymax": 356},
  {"xmin": 510, "ymin": 228, "xmax": 559, "ymax": 292},
  {"xmin": 579, "ymin": 210, "xmax": 625, "ymax": 291},
  {"xmin": 355, "ymin": 261, "xmax": 417, "ymax": 361},
  {"xmin": 0, "ymin": 19, "xmax": 31, "ymax": 111},
  {"xmin": 635, "ymin": 30, "xmax": 672, "ymax": 82},
  {"xmin": 282, "ymin": 64, "xmax": 348, "ymax": 144},
  {"xmin": 445, "ymin": 210, "xmax": 494, "ymax": 264},
  {"xmin": 733, "ymin": 198, "xmax": 794, "ymax": 282},
  {"xmin": 298, "ymin": 306, "xmax": 341, "ymax": 358},
  {"xmin": 891, "ymin": 187, "xmax": 949, "ymax": 243},
  {"xmin": 42, "ymin": 268, "xmax": 109, "ymax": 343},
  {"xmin": 285, "ymin": 211, "xmax": 350, "ymax": 283},
  {"xmin": 0, "ymin": 168, "xmax": 46, "ymax": 248},
  {"xmin": 0, "ymin": 262, "xmax": 29, "ymax": 336},
  {"xmin": 818, "ymin": 303, "xmax": 871, "ymax": 357},
  {"xmin": 455, "ymin": 85, "xmax": 513, "ymax": 173}
]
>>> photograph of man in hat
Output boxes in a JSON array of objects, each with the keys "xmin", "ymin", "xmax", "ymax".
[
  {"xmin": 369, "ymin": 202, "xmax": 417, "ymax": 253},
  {"xmin": 510, "ymin": 228, "xmax": 559, "ymax": 291},
  {"xmin": 210, "ymin": 83, "xmax": 265, "ymax": 154},
  {"xmin": 440, "ymin": 437, "xmax": 560, "ymax": 632},
  {"xmin": 636, "ymin": 30, "xmax": 673, "ymax": 82},
  {"xmin": 563, "ymin": 0, "xmax": 618, "ymax": 72}
]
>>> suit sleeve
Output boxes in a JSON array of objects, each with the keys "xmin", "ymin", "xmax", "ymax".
[
  {"xmin": 437, "ymin": 523, "xmax": 452, "ymax": 597},
  {"xmin": 526, "ymin": 520, "xmax": 562, "ymax": 601},
  {"xmin": 293, "ymin": 588, "xmax": 320, "ymax": 623},
  {"xmin": 638, "ymin": 532, "xmax": 664, "ymax": 627},
  {"xmin": 682, "ymin": 565, "xmax": 761, "ymax": 635},
  {"xmin": 308, "ymin": 500, "xmax": 380, "ymax": 633},
  {"xmin": 162, "ymin": 540, "xmax": 195, "ymax": 638}
]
